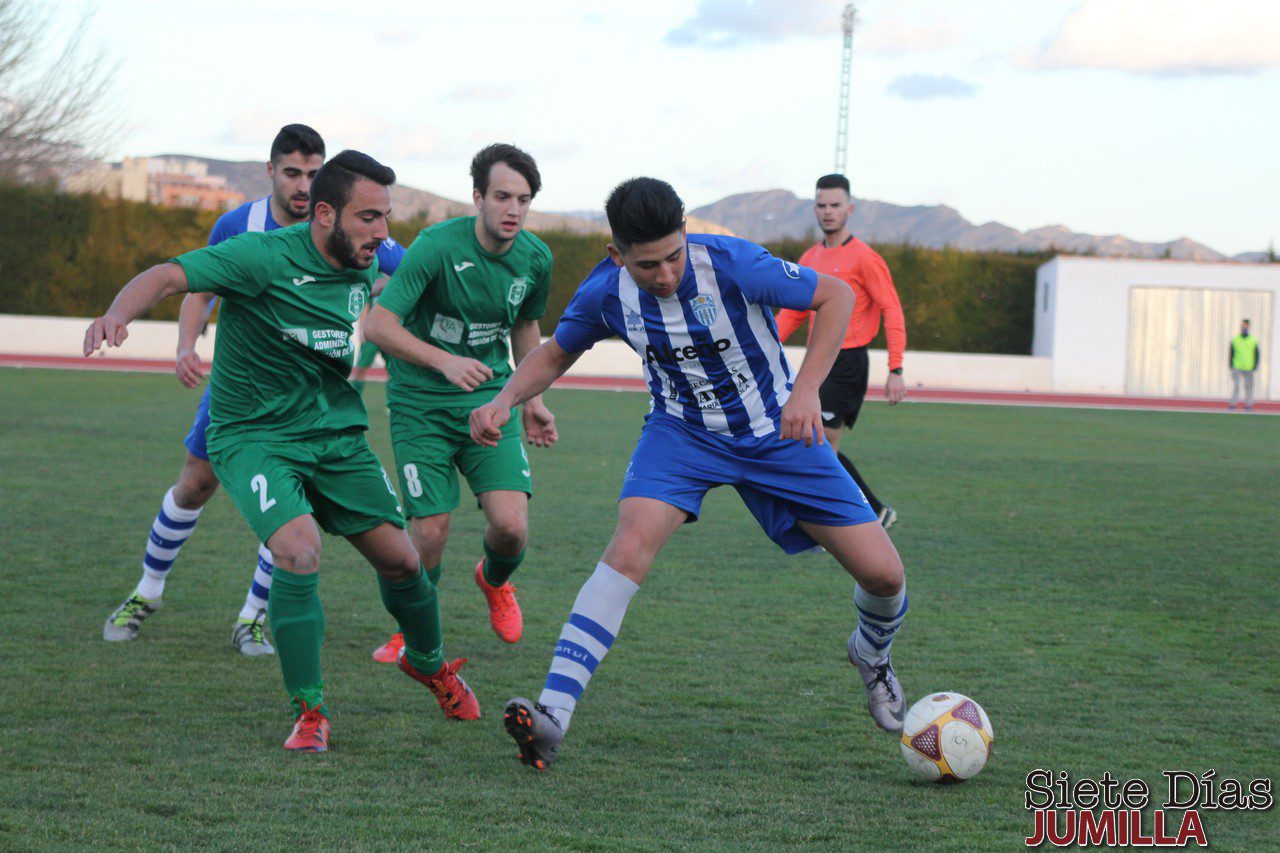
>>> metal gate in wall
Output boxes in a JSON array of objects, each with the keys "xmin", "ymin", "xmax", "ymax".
[{"xmin": 1126, "ymin": 286, "xmax": 1272, "ymax": 399}]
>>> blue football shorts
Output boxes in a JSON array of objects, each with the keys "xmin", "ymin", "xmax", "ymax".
[
  {"xmin": 182, "ymin": 387, "xmax": 212, "ymax": 461},
  {"xmin": 618, "ymin": 412, "xmax": 877, "ymax": 554}
]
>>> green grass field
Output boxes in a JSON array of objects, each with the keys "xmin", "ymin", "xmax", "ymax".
[{"xmin": 1, "ymin": 367, "xmax": 1277, "ymax": 849}]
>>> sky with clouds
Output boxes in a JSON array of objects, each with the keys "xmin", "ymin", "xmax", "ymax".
[{"xmin": 55, "ymin": 0, "xmax": 1280, "ymax": 254}]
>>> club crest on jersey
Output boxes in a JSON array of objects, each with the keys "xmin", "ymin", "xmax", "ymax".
[
  {"xmin": 348, "ymin": 284, "xmax": 366, "ymax": 318},
  {"xmin": 625, "ymin": 309, "xmax": 644, "ymax": 332},
  {"xmin": 508, "ymin": 276, "xmax": 528, "ymax": 306},
  {"xmin": 691, "ymin": 294, "xmax": 718, "ymax": 327},
  {"xmin": 780, "ymin": 260, "xmax": 801, "ymax": 280}
]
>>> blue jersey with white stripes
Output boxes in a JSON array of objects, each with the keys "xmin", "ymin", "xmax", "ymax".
[
  {"xmin": 555, "ymin": 235, "xmax": 818, "ymax": 438},
  {"xmin": 208, "ymin": 196, "xmax": 406, "ymax": 273}
]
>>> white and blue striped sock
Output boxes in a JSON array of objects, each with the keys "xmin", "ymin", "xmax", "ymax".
[
  {"xmin": 538, "ymin": 562, "xmax": 640, "ymax": 732},
  {"xmin": 852, "ymin": 584, "xmax": 908, "ymax": 666},
  {"xmin": 134, "ymin": 487, "xmax": 202, "ymax": 600},
  {"xmin": 237, "ymin": 544, "xmax": 275, "ymax": 622}
]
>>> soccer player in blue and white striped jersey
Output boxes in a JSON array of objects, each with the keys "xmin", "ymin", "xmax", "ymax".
[
  {"xmin": 471, "ymin": 178, "xmax": 910, "ymax": 770},
  {"xmin": 102, "ymin": 125, "xmax": 406, "ymax": 655}
]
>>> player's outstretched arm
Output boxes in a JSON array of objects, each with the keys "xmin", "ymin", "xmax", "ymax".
[
  {"xmin": 511, "ymin": 319, "xmax": 558, "ymax": 448},
  {"xmin": 779, "ymin": 274, "xmax": 854, "ymax": 446},
  {"xmin": 174, "ymin": 292, "xmax": 217, "ymax": 388},
  {"xmin": 363, "ymin": 303, "xmax": 494, "ymax": 391},
  {"xmin": 83, "ymin": 263, "xmax": 190, "ymax": 356},
  {"xmin": 470, "ymin": 339, "xmax": 580, "ymax": 447}
]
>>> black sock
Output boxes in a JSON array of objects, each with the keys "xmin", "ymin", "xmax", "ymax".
[{"xmin": 837, "ymin": 451, "xmax": 884, "ymax": 514}]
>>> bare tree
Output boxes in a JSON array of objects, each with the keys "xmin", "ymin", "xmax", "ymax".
[{"xmin": 0, "ymin": 0, "xmax": 120, "ymax": 184}]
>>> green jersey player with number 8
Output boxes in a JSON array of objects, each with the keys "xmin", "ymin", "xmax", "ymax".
[
  {"xmin": 83, "ymin": 151, "xmax": 480, "ymax": 753},
  {"xmin": 365, "ymin": 143, "xmax": 555, "ymax": 656}
]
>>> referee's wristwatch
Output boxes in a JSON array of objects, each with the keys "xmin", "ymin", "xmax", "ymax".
[{"xmin": 889, "ymin": 368, "xmax": 903, "ymax": 375}]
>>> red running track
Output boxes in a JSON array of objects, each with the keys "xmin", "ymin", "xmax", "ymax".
[{"xmin": 3, "ymin": 353, "xmax": 1276, "ymax": 415}]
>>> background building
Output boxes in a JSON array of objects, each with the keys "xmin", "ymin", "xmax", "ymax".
[
  {"xmin": 64, "ymin": 157, "xmax": 242, "ymax": 211},
  {"xmin": 1034, "ymin": 256, "xmax": 1277, "ymax": 400}
]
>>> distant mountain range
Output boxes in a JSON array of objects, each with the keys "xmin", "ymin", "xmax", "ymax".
[
  {"xmin": 690, "ymin": 189, "xmax": 1265, "ymax": 262},
  {"xmin": 167, "ymin": 156, "xmax": 1267, "ymax": 262},
  {"xmin": 184, "ymin": 155, "xmax": 606, "ymax": 235}
]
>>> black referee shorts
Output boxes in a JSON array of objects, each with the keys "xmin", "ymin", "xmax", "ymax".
[{"xmin": 819, "ymin": 346, "xmax": 869, "ymax": 429}]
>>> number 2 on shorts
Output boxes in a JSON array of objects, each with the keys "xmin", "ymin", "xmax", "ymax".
[{"xmin": 251, "ymin": 474, "xmax": 277, "ymax": 512}]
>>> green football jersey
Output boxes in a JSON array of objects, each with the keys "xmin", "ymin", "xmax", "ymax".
[
  {"xmin": 173, "ymin": 223, "xmax": 376, "ymax": 451},
  {"xmin": 376, "ymin": 216, "xmax": 552, "ymax": 405}
]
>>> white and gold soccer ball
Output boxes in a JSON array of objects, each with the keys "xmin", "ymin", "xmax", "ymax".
[{"xmin": 899, "ymin": 692, "xmax": 993, "ymax": 783}]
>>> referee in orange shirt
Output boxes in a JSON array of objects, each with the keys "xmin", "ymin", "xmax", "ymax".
[{"xmin": 776, "ymin": 174, "xmax": 906, "ymax": 530}]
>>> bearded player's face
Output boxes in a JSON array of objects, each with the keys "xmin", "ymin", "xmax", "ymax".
[
  {"xmin": 324, "ymin": 178, "xmax": 390, "ymax": 270},
  {"xmin": 814, "ymin": 188, "xmax": 852, "ymax": 235},
  {"xmin": 269, "ymin": 151, "xmax": 323, "ymax": 223}
]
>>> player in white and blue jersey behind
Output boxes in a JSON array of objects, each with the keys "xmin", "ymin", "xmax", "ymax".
[
  {"xmin": 103, "ymin": 124, "xmax": 406, "ymax": 655},
  {"xmin": 470, "ymin": 178, "xmax": 910, "ymax": 769}
]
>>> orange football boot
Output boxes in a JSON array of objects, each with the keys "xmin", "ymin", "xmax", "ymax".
[
  {"xmin": 372, "ymin": 631, "xmax": 404, "ymax": 663},
  {"xmin": 397, "ymin": 652, "xmax": 481, "ymax": 720},
  {"xmin": 283, "ymin": 701, "xmax": 330, "ymax": 752},
  {"xmin": 474, "ymin": 559, "xmax": 523, "ymax": 643}
]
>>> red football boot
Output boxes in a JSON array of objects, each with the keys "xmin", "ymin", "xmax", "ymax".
[
  {"xmin": 372, "ymin": 631, "xmax": 404, "ymax": 663},
  {"xmin": 397, "ymin": 652, "xmax": 481, "ymax": 720},
  {"xmin": 283, "ymin": 701, "xmax": 330, "ymax": 752},
  {"xmin": 474, "ymin": 559, "xmax": 523, "ymax": 643}
]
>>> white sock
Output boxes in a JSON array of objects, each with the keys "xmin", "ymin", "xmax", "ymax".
[
  {"xmin": 538, "ymin": 562, "xmax": 640, "ymax": 731},
  {"xmin": 852, "ymin": 584, "xmax": 907, "ymax": 666},
  {"xmin": 237, "ymin": 544, "xmax": 275, "ymax": 622},
  {"xmin": 135, "ymin": 487, "xmax": 202, "ymax": 600}
]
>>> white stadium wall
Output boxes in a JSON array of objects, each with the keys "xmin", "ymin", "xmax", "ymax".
[
  {"xmin": 0, "ymin": 313, "xmax": 1051, "ymax": 393},
  {"xmin": 1034, "ymin": 257, "xmax": 1280, "ymax": 399}
]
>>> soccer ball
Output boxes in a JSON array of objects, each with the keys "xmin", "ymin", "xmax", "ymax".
[{"xmin": 899, "ymin": 692, "xmax": 993, "ymax": 783}]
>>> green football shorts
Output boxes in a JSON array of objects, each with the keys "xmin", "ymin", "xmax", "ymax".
[
  {"xmin": 209, "ymin": 431, "xmax": 405, "ymax": 543},
  {"xmin": 389, "ymin": 401, "xmax": 531, "ymax": 518}
]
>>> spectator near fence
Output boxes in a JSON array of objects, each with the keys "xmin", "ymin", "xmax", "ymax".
[{"xmin": 1229, "ymin": 319, "xmax": 1260, "ymax": 412}]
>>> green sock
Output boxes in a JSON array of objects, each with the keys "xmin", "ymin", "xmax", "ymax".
[
  {"xmin": 482, "ymin": 540, "xmax": 524, "ymax": 586},
  {"xmin": 352, "ymin": 380, "xmax": 366, "ymax": 393},
  {"xmin": 426, "ymin": 563, "xmax": 442, "ymax": 587},
  {"xmin": 378, "ymin": 567, "xmax": 444, "ymax": 674},
  {"xmin": 267, "ymin": 568, "xmax": 326, "ymax": 716}
]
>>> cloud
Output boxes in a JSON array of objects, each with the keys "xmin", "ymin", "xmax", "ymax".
[
  {"xmin": 1022, "ymin": 0, "xmax": 1280, "ymax": 75},
  {"xmin": 222, "ymin": 109, "xmax": 463, "ymax": 162},
  {"xmin": 375, "ymin": 29, "xmax": 416, "ymax": 47},
  {"xmin": 440, "ymin": 86, "xmax": 515, "ymax": 104},
  {"xmin": 885, "ymin": 73, "xmax": 978, "ymax": 100},
  {"xmin": 858, "ymin": 19, "xmax": 963, "ymax": 55},
  {"xmin": 664, "ymin": 0, "xmax": 839, "ymax": 49}
]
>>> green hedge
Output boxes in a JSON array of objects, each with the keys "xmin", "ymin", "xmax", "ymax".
[
  {"xmin": 0, "ymin": 183, "xmax": 219, "ymax": 321},
  {"xmin": 1, "ymin": 185, "xmax": 1044, "ymax": 354},
  {"xmin": 764, "ymin": 238, "xmax": 1048, "ymax": 355}
]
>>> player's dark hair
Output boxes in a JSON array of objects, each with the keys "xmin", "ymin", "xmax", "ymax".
[
  {"xmin": 471, "ymin": 143, "xmax": 541, "ymax": 199},
  {"xmin": 309, "ymin": 150, "xmax": 395, "ymax": 217},
  {"xmin": 270, "ymin": 124, "xmax": 325, "ymax": 163},
  {"xmin": 816, "ymin": 173, "xmax": 851, "ymax": 194},
  {"xmin": 605, "ymin": 177, "xmax": 685, "ymax": 249}
]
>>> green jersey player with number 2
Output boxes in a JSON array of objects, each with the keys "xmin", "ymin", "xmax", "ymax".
[{"xmin": 83, "ymin": 150, "xmax": 479, "ymax": 753}]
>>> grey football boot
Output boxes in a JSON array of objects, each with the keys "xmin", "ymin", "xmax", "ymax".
[
  {"xmin": 504, "ymin": 697, "xmax": 565, "ymax": 770},
  {"xmin": 848, "ymin": 633, "xmax": 905, "ymax": 733},
  {"xmin": 103, "ymin": 594, "xmax": 162, "ymax": 641},
  {"xmin": 231, "ymin": 609, "xmax": 276, "ymax": 657}
]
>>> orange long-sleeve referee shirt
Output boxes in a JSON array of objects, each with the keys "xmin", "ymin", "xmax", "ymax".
[{"xmin": 775, "ymin": 236, "xmax": 907, "ymax": 371}]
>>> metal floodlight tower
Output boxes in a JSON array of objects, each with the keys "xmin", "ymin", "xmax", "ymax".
[{"xmin": 834, "ymin": 3, "xmax": 856, "ymax": 176}]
